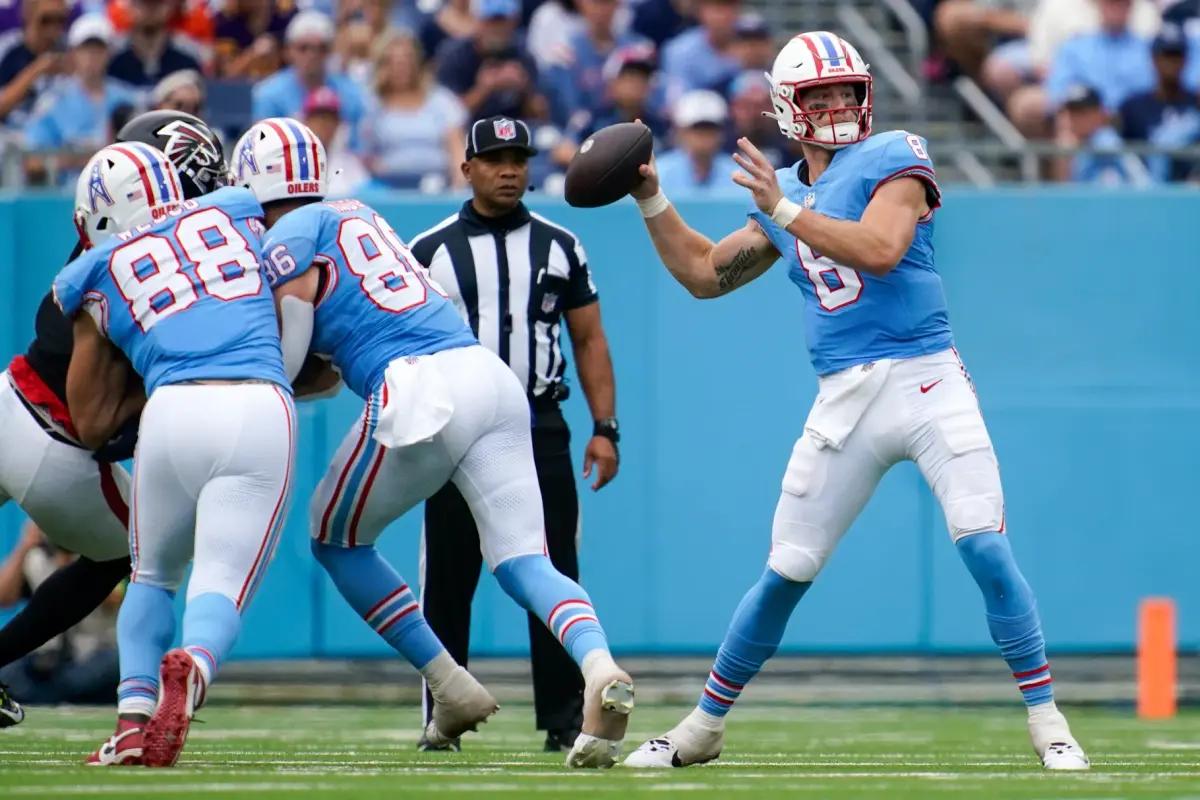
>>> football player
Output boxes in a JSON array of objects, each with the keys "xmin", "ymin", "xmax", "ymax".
[
  {"xmin": 56, "ymin": 143, "xmax": 295, "ymax": 767},
  {"xmin": 622, "ymin": 31, "xmax": 1089, "ymax": 771},
  {"xmin": 233, "ymin": 118, "xmax": 635, "ymax": 768},
  {"xmin": 0, "ymin": 112, "xmax": 228, "ymax": 729}
]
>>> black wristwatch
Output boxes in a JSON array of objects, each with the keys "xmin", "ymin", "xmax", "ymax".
[{"xmin": 593, "ymin": 417, "xmax": 620, "ymax": 444}]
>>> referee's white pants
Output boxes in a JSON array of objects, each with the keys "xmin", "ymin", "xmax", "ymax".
[
  {"xmin": 130, "ymin": 383, "xmax": 296, "ymax": 609},
  {"xmin": 0, "ymin": 373, "xmax": 129, "ymax": 561},
  {"xmin": 311, "ymin": 345, "xmax": 546, "ymax": 570},
  {"xmin": 769, "ymin": 348, "xmax": 1006, "ymax": 583}
]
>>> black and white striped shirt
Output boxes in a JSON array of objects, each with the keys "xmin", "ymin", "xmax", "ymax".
[{"xmin": 407, "ymin": 200, "xmax": 598, "ymax": 399}]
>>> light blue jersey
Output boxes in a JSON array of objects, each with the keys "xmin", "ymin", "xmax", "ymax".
[
  {"xmin": 53, "ymin": 187, "xmax": 288, "ymax": 394},
  {"xmin": 750, "ymin": 130, "xmax": 954, "ymax": 376},
  {"xmin": 261, "ymin": 199, "xmax": 477, "ymax": 400}
]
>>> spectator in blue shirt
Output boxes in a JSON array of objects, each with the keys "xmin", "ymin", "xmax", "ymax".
[
  {"xmin": 545, "ymin": 0, "xmax": 652, "ymax": 124},
  {"xmin": 1044, "ymin": 0, "xmax": 1155, "ymax": 111},
  {"xmin": 0, "ymin": 0, "xmax": 69, "ymax": 129},
  {"xmin": 1119, "ymin": 25, "xmax": 1200, "ymax": 181},
  {"xmin": 24, "ymin": 13, "xmax": 131, "ymax": 144},
  {"xmin": 252, "ymin": 10, "xmax": 368, "ymax": 148},
  {"xmin": 659, "ymin": 0, "xmax": 740, "ymax": 102},
  {"xmin": 107, "ymin": 0, "xmax": 202, "ymax": 90},
  {"xmin": 1162, "ymin": 0, "xmax": 1200, "ymax": 91},
  {"xmin": 434, "ymin": 0, "xmax": 549, "ymax": 121},
  {"xmin": 629, "ymin": 0, "xmax": 690, "ymax": 47},
  {"xmin": 655, "ymin": 89, "xmax": 740, "ymax": 195},
  {"xmin": 1059, "ymin": 83, "xmax": 1141, "ymax": 183},
  {"xmin": 23, "ymin": 15, "xmax": 134, "ymax": 172}
]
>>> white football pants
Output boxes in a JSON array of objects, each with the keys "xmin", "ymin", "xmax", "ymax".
[
  {"xmin": 769, "ymin": 348, "xmax": 1005, "ymax": 582},
  {"xmin": 311, "ymin": 345, "xmax": 545, "ymax": 569},
  {"xmin": 0, "ymin": 372, "xmax": 130, "ymax": 560},
  {"xmin": 130, "ymin": 382, "xmax": 296, "ymax": 608}
]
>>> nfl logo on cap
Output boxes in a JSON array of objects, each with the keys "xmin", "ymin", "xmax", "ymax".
[{"xmin": 494, "ymin": 119, "xmax": 517, "ymax": 140}]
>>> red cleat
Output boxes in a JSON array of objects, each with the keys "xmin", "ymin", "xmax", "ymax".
[
  {"xmin": 86, "ymin": 718, "xmax": 144, "ymax": 766},
  {"xmin": 141, "ymin": 649, "xmax": 201, "ymax": 767}
]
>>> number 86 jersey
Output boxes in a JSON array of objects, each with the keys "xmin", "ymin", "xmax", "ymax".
[
  {"xmin": 53, "ymin": 187, "xmax": 288, "ymax": 394},
  {"xmin": 750, "ymin": 130, "xmax": 955, "ymax": 377},
  {"xmin": 261, "ymin": 199, "xmax": 477, "ymax": 400}
]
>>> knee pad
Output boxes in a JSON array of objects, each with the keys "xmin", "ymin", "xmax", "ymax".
[
  {"xmin": 937, "ymin": 450, "xmax": 1004, "ymax": 539},
  {"xmin": 767, "ymin": 531, "xmax": 831, "ymax": 583}
]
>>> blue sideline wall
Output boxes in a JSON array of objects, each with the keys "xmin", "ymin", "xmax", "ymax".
[{"xmin": 0, "ymin": 188, "xmax": 1197, "ymax": 657}]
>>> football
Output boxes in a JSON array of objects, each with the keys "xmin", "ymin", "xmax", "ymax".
[{"xmin": 564, "ymin": 122, "xmax": 654, "ymax": 208}]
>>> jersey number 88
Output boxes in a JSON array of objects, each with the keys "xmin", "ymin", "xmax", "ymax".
[{"xmin": 107, "ymin": 207, "xmax": 262, "ymax": 332}]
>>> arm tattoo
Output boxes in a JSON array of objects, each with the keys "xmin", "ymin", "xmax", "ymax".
[{"xmin": 714, "ymin": 247, "xmax": 757, "ymax": 291}]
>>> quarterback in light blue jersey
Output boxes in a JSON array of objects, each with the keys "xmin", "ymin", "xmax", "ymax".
[
  {"xmin": 55, "ymin": 143, "xmax": 295, "ymax": 768},
  {"xmin": 623, "ymin": 31, "xmax": 1089, "ymax": 771},
  {"xmin": 234, "ymin": 118, "xmax": 636, "ymax": 768}
]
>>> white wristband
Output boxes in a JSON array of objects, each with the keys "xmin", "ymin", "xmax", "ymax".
[
  {"xmin": 636, "ymin": 189, "xmax": 671, "ymax": 219},
  {"xmin": 770, "ymin": 196, "xmax": 802, "ymax": 228}
]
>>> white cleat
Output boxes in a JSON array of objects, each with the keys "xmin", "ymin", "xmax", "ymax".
[
  {"xmin": 1029, "ymin": 704, "xmax": 1090, "ymax": 770},
  {"xmin": 423, "ymin": 666, "xmax": 499, "ymax": 747},
  {"xmin": 624, "ymin": 714, "xmax": 724, "ymax": 769},
  {"xmin": 565, "ymin": 669, "xmax": 635, "ymax": 768}
]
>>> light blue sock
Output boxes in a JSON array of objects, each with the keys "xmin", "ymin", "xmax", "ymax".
[
  {"xmin": 116, "ymin": 582, "xmax": 175, "ymax": 716},
  {"xmin": 181, "ymin": 592, "xmax": 241, "ymax": 696},
  {"xmin": 697, "ymin": 567, "xmax": 809, "ymax": 717},
  {"xmin": 312, "ymin": 540, "xmax": 446, "ymax": 669},
  {"xmin": 493, "ymin": 554, "xmax": 608, "ymax": 666},
  {"xmin": 956, "ymin": 531, "xmax": 1054, "ymax": 707}
]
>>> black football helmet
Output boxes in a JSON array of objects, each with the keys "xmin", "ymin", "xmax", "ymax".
[{"xmin": 115, "ymin": 110, "xmax": 227, "ymax": 200}]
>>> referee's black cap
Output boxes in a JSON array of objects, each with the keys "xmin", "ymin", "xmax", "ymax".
[{"xmin": 465, "ymin": 116, "xmax": 538, "ymax": 160}]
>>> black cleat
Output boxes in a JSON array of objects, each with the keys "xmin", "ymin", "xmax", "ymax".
[
  {"xmin": 544, "ymin": 728, "xmax": 581, "ymax": 752},
  {"xmin": 0, "ymin": 682, "xmax": 25, "ymax": 728}
]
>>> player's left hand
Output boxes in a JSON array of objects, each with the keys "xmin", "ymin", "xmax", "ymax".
[
  {"xmin": 583, "ymin": 435, "xmax": 619, "ymax": 491},
  {"xmin": 732, "ymin": 138, "xmax": 784, "ymax": 215}
]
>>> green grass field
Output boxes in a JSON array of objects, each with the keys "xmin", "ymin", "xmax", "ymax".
[{"xmin": 1, "ymin": 704, "xmax": 1198, "ymax": 799}]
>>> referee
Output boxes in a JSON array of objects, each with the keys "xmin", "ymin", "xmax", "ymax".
[{"xmin": 407, "ymin": 116, "xmax": 620, "ymax": 752}]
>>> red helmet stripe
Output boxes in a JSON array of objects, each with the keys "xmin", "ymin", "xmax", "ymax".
[
  {"xmin": 838, "ymin": 38, "xmax": 855, "ymax": 69},
  {"xmin": 310, "ymin": 140, "xmax": 321, "ymax": 180},
  {"xmin": 109, "ymin": 145, "xmax": 157, "ymax": 205},
  {"xmin": 797, "ymin": 34, "xmax": 824, "ymax": 77},
  {"xmin": 264, "ymin": 120, "xmax": 295, "ymax": 182}
]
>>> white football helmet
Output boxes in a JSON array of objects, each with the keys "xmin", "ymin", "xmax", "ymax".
[
  {"xmin": 765, "ymin": 31, "xmax": 872, "ymax": 149},
  {"xmin": 74, "ymin": 143, "xmax": 184, "ymax": 247},
  {"xmin": 231, "ymin": 118, "xmax": 328, "ymax": 205}
]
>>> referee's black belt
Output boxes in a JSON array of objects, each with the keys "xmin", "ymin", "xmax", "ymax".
[{"xmin": 529, "ymin": 383, "xmax": 569, "ymax": 412}]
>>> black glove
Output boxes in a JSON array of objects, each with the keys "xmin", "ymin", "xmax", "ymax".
[{"xmin": 91, "ymin": 414, "xmax": 140, "ymax": 463}]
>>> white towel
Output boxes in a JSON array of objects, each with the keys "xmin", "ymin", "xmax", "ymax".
[
  {"xmin": 804, "ymin": 360, "xmax": 892, "ymax": 450},
  {"xmin": 373, "ymin": 355, "xmax": 455, "ymax": 448}
]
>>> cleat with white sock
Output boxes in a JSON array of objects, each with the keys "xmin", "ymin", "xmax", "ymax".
[
  {"xmin": 423, "ymin": 666, "xmax": 498, "ymax": 746},
  {"xmin": 566, "ymin": 666, "xmax": 635, "ymax": 768},
  {"xmin": 1028, "ymin": 703, "xmax": 1090, "ymax": 770},
  {"xmin": 624, "ymin": 712, "xmax": 724, "ymax": 768}
]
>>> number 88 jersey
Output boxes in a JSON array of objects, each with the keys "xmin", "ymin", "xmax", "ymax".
[
  {"xmin": 261, "ymin": 199, "xmax": 477, "ymax": 400},
  {"xmin": 53, "ymin": 186, "xmax": 288, "ymax": 394},
  {"xmin": 750, "ymin": 130, "xmax": 955, "ymax": 377}
]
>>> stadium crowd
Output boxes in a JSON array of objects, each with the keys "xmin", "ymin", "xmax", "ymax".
[{"xmin": 1, "ymin": 0, "xmax": 1198, "ymax": 188}]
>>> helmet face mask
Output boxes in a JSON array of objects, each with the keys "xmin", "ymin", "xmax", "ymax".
[{"xmin": 765, "ymin": 32, "xmax": 873, "ymax": 150}]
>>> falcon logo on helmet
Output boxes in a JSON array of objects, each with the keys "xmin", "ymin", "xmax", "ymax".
[
  {"xmin": 232, "ymin": 118, "xmax": 328, "ymax": 205},
  {"xmin": 74, "ymin": 143, "xmax": 184, "ymax": 247},
  {"xmin": 156, "ymin": 119, "xmax": 224, "ymax": 190},
  {"xmin": 764, "ymin": 31, "xmax": 872, "ymax": 149}
]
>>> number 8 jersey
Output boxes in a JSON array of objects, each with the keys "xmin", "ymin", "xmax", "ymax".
[
  {"xmin": 749, "ymin": 130, "xmax": 954, "ymax": 376},
  {"xmin": 53, "ymin": 186, "xmax": 288, "ymax": 394},
  {"xmin": 261, "ymin": 198, "xmax": 477, "ymax": 400}
]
